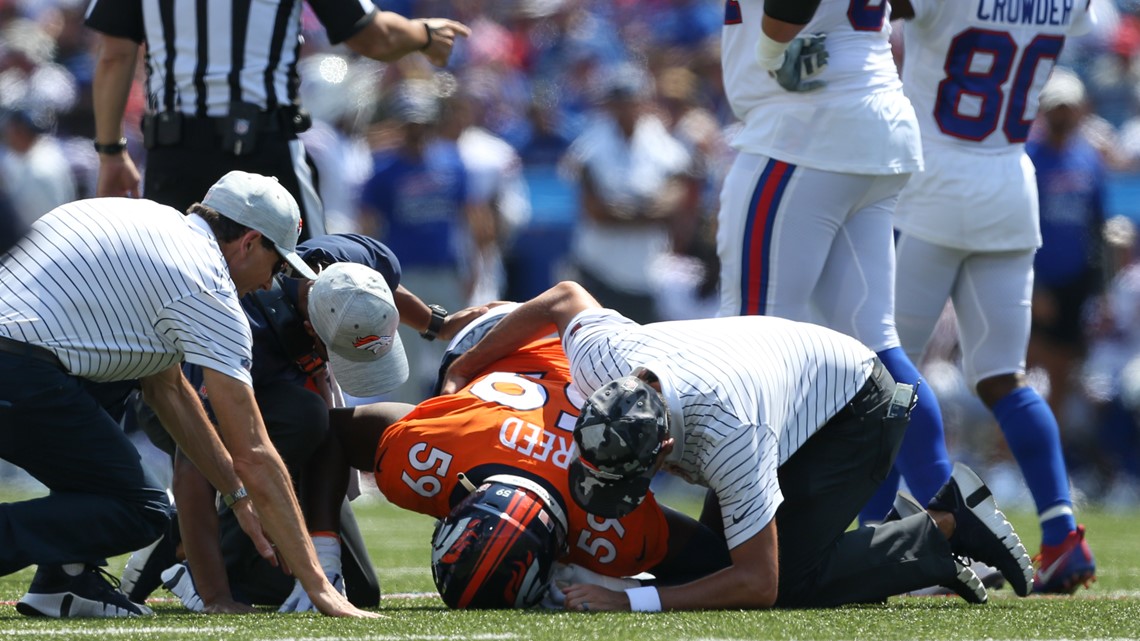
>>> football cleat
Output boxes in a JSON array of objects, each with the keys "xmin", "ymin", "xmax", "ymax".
[
  {"xmin": 161, "ymin": 562, "xmax": 205, "ymax": 612},
  {"xmin": 17, "ymin": 564, "xmax": 153, "ymax": 618},
  {"xmin": 1033, "ymin": 524, "xmax": 1096, "ymax": 594},
  {"xmin": 887, "ymin": 491, "xmax": 991, "ymax": 603},
  {"xmin": 119, "ymin": 526, "xmax": 178, "ymax": 603},
  {"xmin": 928, "ymin": 463, "xmax": 1034, "ymax": 597}
]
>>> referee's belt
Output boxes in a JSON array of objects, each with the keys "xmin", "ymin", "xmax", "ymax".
[
  {"xmin": 142, "ymin": 107, "xmax": 311, "ymax": 148},
  {"xmin": 0, "ymin": 335, "xmax": 64, "ymax": 369},
  {"xmin": 829, "ymin": 358, "xmax": 893, "ymax": 424}
]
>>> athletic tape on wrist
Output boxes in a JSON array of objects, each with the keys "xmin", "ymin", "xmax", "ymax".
[
  {"xmin": 625, "ymin": 586, "xmax": 661, "ymax": 612},
  {"xmin": 755, "ymin": 30, "xmax": 789, "ymax": 71}
]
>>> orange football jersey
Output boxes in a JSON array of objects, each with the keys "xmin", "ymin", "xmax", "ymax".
[{"xmin": 375, "ymin": 338, "xmax": 669, "ymax": 576}]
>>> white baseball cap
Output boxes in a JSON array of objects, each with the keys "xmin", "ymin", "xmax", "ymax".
[
  {"xmin": 1038, "ymin": 68, "xmax": 1086, "ymax": 112},
  {"xmin": 307, "ymin": 262, "xmax": 408, "ymax": 396},
  {"xmin": 202, "ymin": 171, "xmax": 318, "ymax": 280}
]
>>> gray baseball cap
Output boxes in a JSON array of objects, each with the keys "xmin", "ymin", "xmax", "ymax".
[
  {"xmin": 568, "ymin": 376, "xmax": 668, "ymax": 519},
  {"xmin": 307, "ymin": 262, "xmax": 408, "ymax": 396},
  {"xmin": 202, "ymin": 171, "xmax": 317, "ymax": 280}
]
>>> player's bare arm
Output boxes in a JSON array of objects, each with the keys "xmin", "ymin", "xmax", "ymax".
[
  {"xmin": 200, "ymin": 368, "xmax": 378, "ymax": 618},
  {"xmin": 562, "ymin": 521, "xmax": 779, "ymax": 611},
  {"xmin": 171, "ymin": 451, "xmax": 257, "ymax": 614},
  {"xmin": 440, "ymin": 281, "xmax": 600, "ymax": 394}
]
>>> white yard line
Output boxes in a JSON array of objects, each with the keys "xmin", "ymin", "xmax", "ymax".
[
  {"xmin": 0, "ymin": 627, "xmax": 236, "ymax": 636},
  {"xmin": 261, "ymin": 635, "xmax": 516, "ymax": 641}
]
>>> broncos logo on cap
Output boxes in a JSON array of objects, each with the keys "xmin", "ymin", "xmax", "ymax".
[{"xmin": 353, "ymin": 334, "xmax": 393, "ymax": 355}]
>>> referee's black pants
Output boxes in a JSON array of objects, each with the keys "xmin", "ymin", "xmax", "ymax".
[
  {"xmin": 0, "ymin": 352, "xmax": 170, "ymax": 576},
  {"xmin": 773, "ymin": 359, "xmax": 960, "ymax": 607},
  {"xmin": 144, "ymin": 133, "xmax": 323, "ymax": 241}
]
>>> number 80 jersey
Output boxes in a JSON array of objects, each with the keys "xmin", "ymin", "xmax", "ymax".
[
  {"xmin": 901, "ymin": 0, "xmax": 1093, "ymax": 152},
  {"xmin": 374, "ymin": 338, "xmax": 671, "ymax": 577}
]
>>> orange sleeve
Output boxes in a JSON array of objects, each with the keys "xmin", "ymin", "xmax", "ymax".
[{"xmin": 562, "ymin": 493, "xmax": 670, "ymax": 577}]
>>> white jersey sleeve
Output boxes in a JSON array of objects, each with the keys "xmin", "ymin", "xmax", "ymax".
[
  {"xmin": 902, "ymin": 0, "xmax": 1094, "ymax": 153},
  {"xmin": 722, "ymin": 0, "xmax": 922, "ymax": 174}
]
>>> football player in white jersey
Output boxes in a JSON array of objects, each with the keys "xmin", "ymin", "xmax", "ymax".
[
  {"xmin": 717, "ymin": 0, "xmax": 953, "ymax": 514},
  {"xmin": 884, "ymin": 0, "xmax": 1097, "ymax": 594}
]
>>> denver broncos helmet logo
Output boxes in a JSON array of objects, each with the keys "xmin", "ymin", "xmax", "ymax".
[{"xmin": 353, "ymin": 334, "xmax": 393, "ymax": 354}]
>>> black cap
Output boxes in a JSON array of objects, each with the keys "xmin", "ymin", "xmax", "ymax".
[{"xmin": 568, "ymin": 376, "xmax": 668, "ymax": 519}]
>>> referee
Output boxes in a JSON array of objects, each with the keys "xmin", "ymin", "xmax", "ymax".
[{"xmin": 86, "ymin": 0, "xmax": 469, "ymax": 240}]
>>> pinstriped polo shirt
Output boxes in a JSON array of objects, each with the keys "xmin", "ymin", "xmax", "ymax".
[
  {"xmin": 563, "ymin": 309, "xmax": 876, "ymax": 549},
  {"xmin": 0, "ymin": 198, "xmax": 253, "ymax": 385}
]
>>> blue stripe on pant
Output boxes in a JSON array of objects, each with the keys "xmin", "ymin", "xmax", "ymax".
[{"xmin": 0, "ymin": 353, "xmax": 170, "ymax": 576}]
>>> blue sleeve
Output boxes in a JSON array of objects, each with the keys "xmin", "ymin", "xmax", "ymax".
[{"xmin": 298, "ymin": 233, "xmax": 403, "ymax": 290}]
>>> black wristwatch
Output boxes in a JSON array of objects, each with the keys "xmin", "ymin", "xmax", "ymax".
[
  {"xmin": 93, "ymin": 138, "xmax": 128, "ymax": 155},
  {"xmin": 420, "ymin": 304, "xmax": 448, "ymax": 341}
]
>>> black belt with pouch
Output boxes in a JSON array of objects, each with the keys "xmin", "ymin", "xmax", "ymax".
[{"xmin": 142, "ymin": 102, "xmax": 312, "ymax": 156}]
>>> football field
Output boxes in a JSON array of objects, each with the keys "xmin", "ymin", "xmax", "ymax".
[{"xmin": 2, "ymin": 491, "xmax": 1138, "ymax": 641}]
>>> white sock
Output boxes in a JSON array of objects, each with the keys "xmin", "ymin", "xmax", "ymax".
[{"xmin": 311, "ymin": 533, "xmax": 341, "ymax": 574}]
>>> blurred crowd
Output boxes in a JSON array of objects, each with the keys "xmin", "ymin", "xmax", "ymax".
[{"xmin": 1, "ymin": 0, "xmax": 1138, "ymax": 507}]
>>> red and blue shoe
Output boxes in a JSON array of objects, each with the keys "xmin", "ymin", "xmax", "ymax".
[{"xmin": 1033, "ymin": 525, "xmax": 1096, "ymax": 594}]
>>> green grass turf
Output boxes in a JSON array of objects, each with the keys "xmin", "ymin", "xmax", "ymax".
[{"xmin": 1, "ymin": 490, "xmax": 1138, "ymax": 641}]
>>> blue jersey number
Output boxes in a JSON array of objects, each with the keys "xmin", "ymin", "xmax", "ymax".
[
  {"xmin": 725, "ymin": 0, "xmax": 742, "ymax": 24},
  {"xmin": 848, "ymin": 0, "xmax": 887, "ymax": 31},
  {"xmin": 935, "ymin": 28, "xmax": 1066, "ymax": 143}
]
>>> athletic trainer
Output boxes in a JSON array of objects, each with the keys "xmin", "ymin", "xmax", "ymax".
[
  {"xmin": 0, "ymin": 171, "xmax": 374, "ymax": 619},
  {"xmin": 441, "ymin": 281, "xmax": 1036, "ymax": 610}
]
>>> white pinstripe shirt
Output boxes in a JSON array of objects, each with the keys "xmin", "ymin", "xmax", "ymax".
[
  {"xmin": 563, "ymin": 309, "xmax": 876, "ymax": 549},
  {"xmin": 0, "ymin": 198, "xmax": 253, "ymax": 385}
]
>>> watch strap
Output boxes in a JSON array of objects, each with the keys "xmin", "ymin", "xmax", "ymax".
[
  {"xmin": 93, "ymin": 138, "xmax": 128, "ymax": 155},
  {"xmin": 420, "ymin": 304, "xmax": 448, "ymax": 341},
  {"xmin": 222, "ymin": 486, "xmax": 249, "ymax": 508}
]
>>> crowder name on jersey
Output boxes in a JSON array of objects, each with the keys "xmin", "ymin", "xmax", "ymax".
[{"xmin": 977, "ymin": 0, "xmax": 1077, "ymax": 26}]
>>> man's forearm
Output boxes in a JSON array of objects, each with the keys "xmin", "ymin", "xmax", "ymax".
[
  {"xmin": 201, "ymin": 369, "xmax": 328, "ymax": 594},
  {"xmin": 92, "ymin": 34, "xmax": 139, "ymax": 145},
  {"xmin": 443, "ymin": 283, "xmax": 575, "ymax": 387},
  {"xmin": 172, "ymin": 451, "xmax": 234, "ymax": 606},
  {"xmin": 140, "ymin": 366, "xmax": 245, "ymax": 497}
]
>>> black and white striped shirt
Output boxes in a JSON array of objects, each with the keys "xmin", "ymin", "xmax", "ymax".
[
  {"xmin": 563, "ymin": 309, "xmax": 876, "ymax": 549},
  {"xmin": 85, "ymin": 0, "xmax": 375, "ymax": 117},
  {"xmin": 0, "ymin": 198, "xmax": 253, "ymax": 384}
]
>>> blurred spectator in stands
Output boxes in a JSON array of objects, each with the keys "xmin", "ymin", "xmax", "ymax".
[
  {"xmin": 1080, "ymin": 216, "xmax": 1140, "ymax": 506},
  {"xmin": 0, "ymin": 18, "xmax": 77, "ymax": 122},
  {"xmin": 559, "ymin": 62, "xmax": 697, "ymax": 324},
  {"xmin": 1026, "ymin": 69, "xmax": 1109, "ymax": 426},
  {"xmin": 649, "ymin": 214, "xmax": 720, "ymax": 322},
  {"xmin": 0, "ymin": 178, "xmax": 25, "ymax": 255},
  {"xmin": 359, "ymin": 79, "xmax": 492, "ymax": 402},
  {"xmin": 1086, "ymin": 8, "xmax": 1140, "ymax": 130},
  {"xmin": 297, "ymin": 53, "xmax": 383, "ymax": 234},
  {"xmin": 437, "ymin": 86, "xmax": 531, "ymax": 305},
  {"xmin": 654, "ymin": 64, "xmax": 733, "ymax": 255},
  {"xmin": 0, "ymin": 107, "xmax": 75, "ymax": 224}
]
